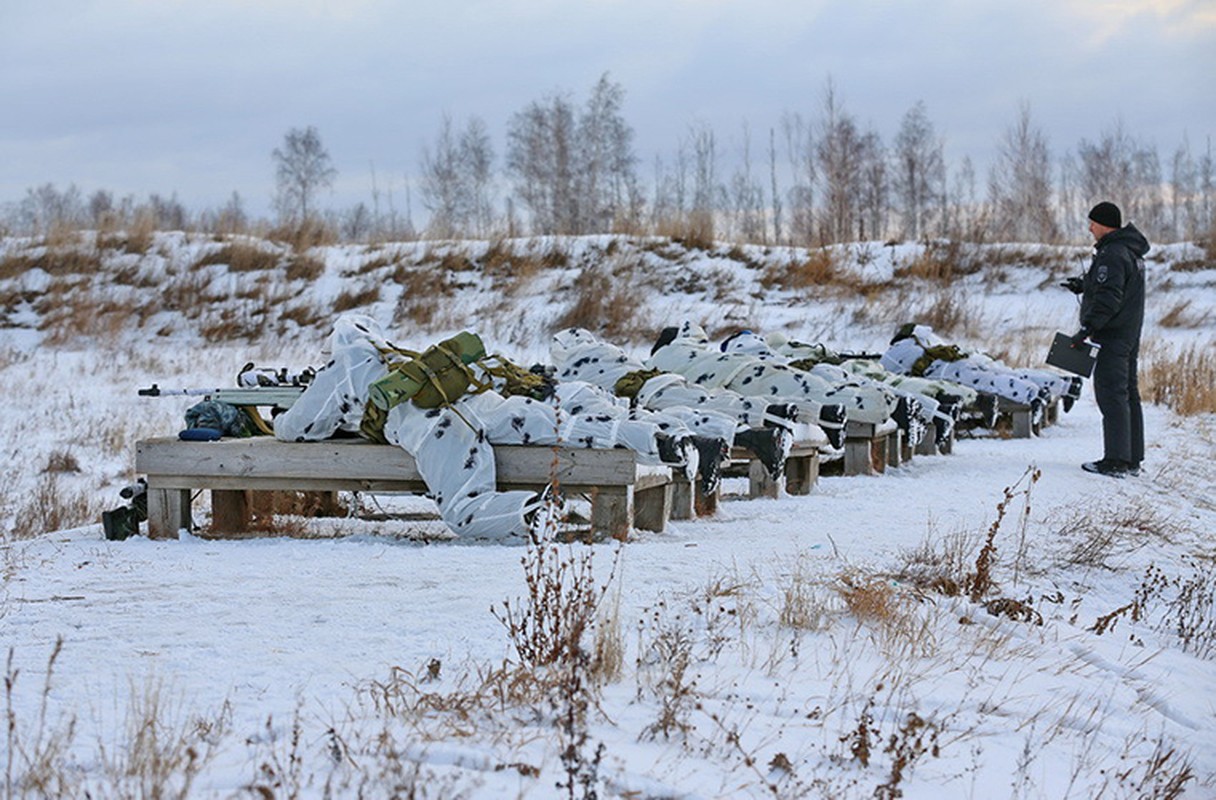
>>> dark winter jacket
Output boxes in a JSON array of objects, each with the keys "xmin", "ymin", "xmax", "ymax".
[{"xmin": 1080, "ymin": 223, "xmax": 1149, "ymax": 344}]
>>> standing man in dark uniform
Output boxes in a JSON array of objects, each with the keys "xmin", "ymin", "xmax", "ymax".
[{"xmin": 1064, "ymin": 201, "xmax": 1149, "ymax": 477}]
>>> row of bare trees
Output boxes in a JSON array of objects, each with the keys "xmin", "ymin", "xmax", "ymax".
[{"xmin": 4, "ymin": 74, "xmax": 1214, "ymax": 246}]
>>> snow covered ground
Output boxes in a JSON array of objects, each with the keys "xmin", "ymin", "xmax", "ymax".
[{"xmin": 2, "ymin": 233, "xmax": 1215, "ymax": 798}]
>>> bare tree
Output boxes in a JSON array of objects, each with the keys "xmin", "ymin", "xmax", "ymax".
[
  {"xmin": 725, "ymin": 122, "xmax": 765, "ymax": 242},
  {"xmin": 577, "ymin": 73, "xmax": 639, "ymax": 231},
  {"xmin": 988, "ymin": 102, "xmax": 1057, "ymax": 242},
  {"xmin": 506, "ymin": 92, "xmax": 577, "ymax": 234},
  {"xmin": 689, "ymin": 121, "xmax": 718, "ymax": 241},
  {"xmin": 892, "ymin": 101, "xmax": 945, "ymax": 240},
  {"xmin": 272, "ymin": 126, "xmax": 337, "ymax": 225},
  {"xmin": 781, "ymin": 111, "xmax": 816, "ymax": 245},
  {"xmin": 815, "ymin": 79, "xmax": 867, "ymax": 245},
  {"xmin": 769, "ymin": 127, "xmax": 782, "ymax": 244}
]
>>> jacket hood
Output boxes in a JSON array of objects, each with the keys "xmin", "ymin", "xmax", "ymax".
[{"xmin": 1098, "ymin": 223, "xmax": 1150, "ymax": 257}]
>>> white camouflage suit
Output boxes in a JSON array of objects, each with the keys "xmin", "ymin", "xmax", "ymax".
[
  {"xmin": 550, "ymin": 327, "xmax": 791, "ymax": 437},
  {"xmin": 274, "ymin": 315, "xmax": 680, "ymax": 540},
  {"xmin": 880, "ymin": 325, "xmax": 1075, "ymax": 407},
  {"xmin": 762, "ymin": 333, "xmax": 968, "ymax": 431},
  {"xmin": 645, "ymin": 322, "xmax": 863, "ymax": 445},
  {"xmin": 718, "ymin": 331, "xmax": 901, "ymax": 426}
]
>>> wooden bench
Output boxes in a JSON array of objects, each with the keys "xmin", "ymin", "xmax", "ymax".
[
  {"xmin": 135, "ymin": 437, "xmax": 673, "ymax": 541},
  {"xmin": 997, "ymin": 398, "xmax": 1044, "ymax": 438},
  {"xmin": 819, "ymin": 419, "xmax": 900, "ymax": 476},
  {"xmin": 668, "ymin": 439, "xmax": 822, "ymax": 518}
]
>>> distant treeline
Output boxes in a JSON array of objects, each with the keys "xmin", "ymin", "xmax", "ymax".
[{"xmin": 3, "ymin": 75, "xmax": 1213, "ymax": 247}]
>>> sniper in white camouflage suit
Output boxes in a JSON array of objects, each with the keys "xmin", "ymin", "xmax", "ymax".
[
  {"xmin": 761, "ymin": 332, "xmax": 974, "ymax": 444},
  {"xmin": 880, "ymin": 324, "xmax": 1081, "ymax": 417},
  {"xmin": 550, "ymin": 328, "xmax": 798, "ymax": 476},
  {"xmin": 718, "ymin": 330, "xmax": 937, "ymax": 448},
  {"xmin": 274, "ymin": 314, "xmax": 700, "ymax": 540},
  {"xmin": 644, "ymin": 322, "xmax": 863, "ymax": 448}
]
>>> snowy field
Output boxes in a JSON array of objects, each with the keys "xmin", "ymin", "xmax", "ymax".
[{"xmin": 2, "ymin": 233, "xmax": 1215, "ymax": 798}]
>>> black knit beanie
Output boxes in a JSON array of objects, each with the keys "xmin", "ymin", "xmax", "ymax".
[{"xmin": 1088, "ymin": 201, "xmax": 1122, "ymax": 229}]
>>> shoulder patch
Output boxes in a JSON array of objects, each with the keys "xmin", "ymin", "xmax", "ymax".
[{"xmin": 1096, "ymin": 264, "xmax": 1108, "ymax": 284}]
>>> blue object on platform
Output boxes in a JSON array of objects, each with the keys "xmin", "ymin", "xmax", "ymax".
[{"xmin": 179, "ymin": 427, "xmax": 222, "ymax": 441}]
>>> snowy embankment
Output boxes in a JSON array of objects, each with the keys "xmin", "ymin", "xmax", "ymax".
[{"xmin": 1, "ymin": 232, "xmax": 1214, "ymax": 797}]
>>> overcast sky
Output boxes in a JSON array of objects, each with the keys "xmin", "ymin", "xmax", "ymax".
[{"xmin": 2, "ymin": 0, "xmax": 1213, "ymax": 223}]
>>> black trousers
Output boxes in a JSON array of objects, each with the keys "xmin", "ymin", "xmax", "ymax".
[{"xmin": 1092, "ymin": 338, "xmax": 1144, "ymax": 465}]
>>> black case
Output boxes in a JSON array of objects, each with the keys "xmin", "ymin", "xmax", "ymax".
[{"xmin": 1046, "ymin": 332, "xmax": 1097, "ymax": 378}]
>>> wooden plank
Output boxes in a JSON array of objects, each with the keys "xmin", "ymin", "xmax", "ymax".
[
  {"xmin": 633, "ymin": 483, "xmax": 671, "ymax": 533},
  {"xmin": 136, "ymin": 438, "xmax": 638, "ymax": 485},
  {"xmin": 669, "ymin": 478, "xmax": 695, "ymax": 520},
  {"xmin": 146, "ymin": 487, "xmax": 191, "ymax": 540},
  {"xmin": 589, "ymin": 487, "xmax": 632, "ymax": 541},
  {"xmin": 748, "ymin": 459, "xmax": 780, "ymax": 499},
  {"xmin": 785, "ymin": 452, "xmax": 818, "ymax": 495},
  {"xmin": 211, "ymin": 489, "xmax": 250, "ymax": 532}
]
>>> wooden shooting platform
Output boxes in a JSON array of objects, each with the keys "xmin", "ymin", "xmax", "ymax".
[{"xmin": 135, "ymin": 437, "xmax": 674, "ymax": 541}]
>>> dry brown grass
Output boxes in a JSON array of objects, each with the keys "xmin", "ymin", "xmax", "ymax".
[
  {"xmin": 892, "ymin": 241, "xmax": 983, "ymax": 282},
  {"xmin": 332, "ymin": 285, "xmax": 381, "ymax": 313},
  {"xmin": 393, "ymin": 263, "xmax": 456, "ymax": 329},
  {"xmin": 192, "ymin": 242, "xmax": 281, "ymax": 272},
  {"xmin": 553, "ymin": 261, "xmax": 648, "ymax": 343},
  {"xmin": 10, "ymin": 474, "xmax": 99, "ymax": 540},
  {"xmin": 1158, "ymin": 299, "xmax": 1214, "ymax": 329},
  {"xmin": 760, "ymin": 248, "xmax": 838, "ymax": 291},
  {"xmin": 1142, "ymin": 340, "xmax": 1216, "ymax": 415},
  {"xmin": 284, "ymin": 252, "xmax": 325, "ymax": 281}
]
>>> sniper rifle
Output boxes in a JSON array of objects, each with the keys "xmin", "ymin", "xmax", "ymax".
[{"xmin": 137, "ymin": 384, "xmax": 305, "ymax": 409}]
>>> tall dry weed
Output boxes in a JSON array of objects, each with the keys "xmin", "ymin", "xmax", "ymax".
[
  {"xmin": 1142, "ymin": 340, "xmax": 1216, "ymax": 415},
  {"xmin": 554, "ymin": 261, "xmax": 648, "ymax": 343}
]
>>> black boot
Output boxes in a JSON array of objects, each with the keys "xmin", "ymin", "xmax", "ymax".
[
  {"xmin": 690, "ymin": 435, "xmax": 729, "ymax": 495},
  {"xmin": 102, "ymin": 506, "xmax": 136, "ymax": 541},
  {"xmin": 656, "ymin": 433, "xmax": 699, "ymax": 483},
  {"xmin": 818, "ymin": 403, "xmax": 847, "ymax": 448},
  {"xmin": 764, "ymin": 403, "xmax": 798, "ymax": 426},
  {"xmin": 976, "ymin": 393, "xmax": 999, "ymax": 428},
  {"xmin": 735, "ymin": 426, "xmax": 791, "ymax": 480}
]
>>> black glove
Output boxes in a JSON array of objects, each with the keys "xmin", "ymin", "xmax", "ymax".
[
  {"xmin": 1059, "ymin": 276, "xmax": 1084, "ymax": 294},
  {"xmin": 1069, "ymin": 329, "xmax": 1090, "ymax": 348}
]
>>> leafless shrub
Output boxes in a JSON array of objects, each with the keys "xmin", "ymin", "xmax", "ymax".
[
  {"xmin": 836, "ymin": 572, "xmax": 899, "ymax": 624},
  {"xmin": 97, "ymin": 678, "xmax": 224, "ymax": 798},
  {"xmin": 332, "ymin": 284, "xmax": 381, "ymax": 313},
  {"xmin": 1091, "ymin": 564, "xmax": 1170, "ymax": 636},
  {"xmin": 914, "ymin": 285, "xmax": 977, "ymax": 339},
  {"xmin": 1050, "ymin": 497, "xmax": 1185, "ymax": 571},
  {"xmin": 874, "ymin": 711, "xmax": 942, "ymax": 800},
  {"xmin": 269, "ymin": 218, "xmax": 338, "ymax": 250},
  {"xmin": 966, "ymin": 466, "xmax": 1039, "ymax": 602},
  {"xmin": 492, "ymin": 518, "xmax": 619, "ymax": 676},
  {"xmin": 5, "ymin": 638, "xmax": 80, "ymax": 798},
  {"xmin": 1163, "ymin": 561, "xmax": 1216, "ymax": 659},
  {"xmin": 779, "ymin": 567, "xmax": 833, "ymax": 632},
  {"xmin": 841, "ymin": 695, "xmax": 878, "ymax": 768},
  {"xmin": 10, "ymin": 474, "xmax": 98, "ymax": 539},
  {"xmin": 244, "ymin": 709, "xmax": 307, "ymax": 800},
  {"xmin": 1109, "ymin": 738, "xmax": 1195, "ymax": 799},
  {"xmin": 393, "ymin": 264, "xmax": 457, "ymax": 329},
  {"xmin": 897, "ymin": 526, "xmax": 981, "ymax": 598},
  {"xmin": 270, "ymin": 302, "xmax": 325, "ymax": 336},
  {"xmin": 41, "ymin": 449, "xmax": 80, "ymax": 474},
  {"xmin": 636, "ymin": 607, "xmax": 697, "ymax": 741}
]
